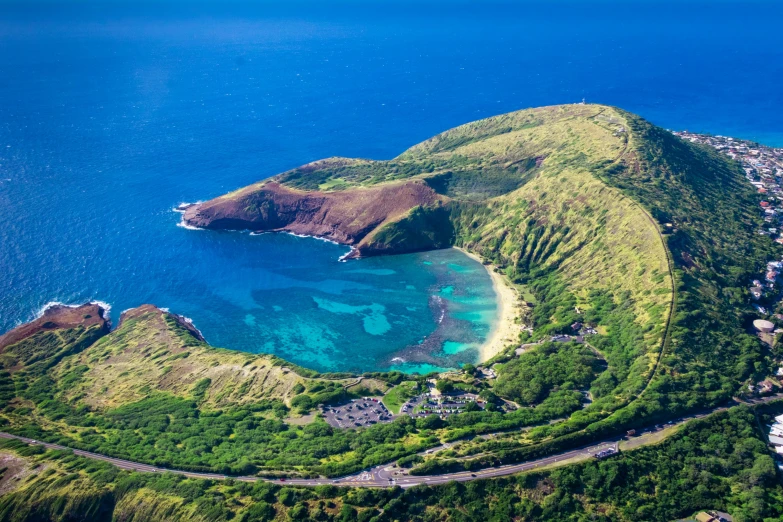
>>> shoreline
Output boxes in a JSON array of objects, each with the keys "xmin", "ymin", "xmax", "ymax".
[{"xmin": 453, "ymin": 247, "xmax": 520, "ymax": 363}]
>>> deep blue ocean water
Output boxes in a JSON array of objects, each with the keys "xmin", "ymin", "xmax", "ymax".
[{"xmin": 1, "ymin": 1, "xmax": 781, "ymax": 372}]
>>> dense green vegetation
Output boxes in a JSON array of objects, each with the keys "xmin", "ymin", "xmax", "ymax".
[
  {"xmin": 1, "ymin": 406, "xmax": 781, "ymax": 522},
  {"xmin": 610, "ymin": 113, "xmax": 778, "ymax": 396},
  {"xmin": 367, "ymin": 205, "xmax": 455, "ymax": 255},
  {"xmin": 3, "ymin": 334, "xmax": 422, "ymax": 476},
  {"xmin": 494, "ymin": 342, "xmax": 602, "ymax": 405},
  {"xmin": 7, "ymin": 362, "xmax": 583, "ymax": 477}
]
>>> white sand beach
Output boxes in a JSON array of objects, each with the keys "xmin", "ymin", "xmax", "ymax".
[{"xmin": 454, "ymin": 247, "xmax": 521, "ymax": 362}]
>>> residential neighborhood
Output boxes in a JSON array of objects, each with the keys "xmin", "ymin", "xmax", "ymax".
[
  {"xmin": 674, "ymin": 131, "xmax": 783, "ymax": 390},
  {"xmin": 673, "ymin": 131, "xmax": 783, "ymax": 245}
]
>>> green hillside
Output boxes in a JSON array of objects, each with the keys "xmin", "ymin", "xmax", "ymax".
[{"xmin": 0, "ymin": 104, "xmax": 777, "ymax": 487}]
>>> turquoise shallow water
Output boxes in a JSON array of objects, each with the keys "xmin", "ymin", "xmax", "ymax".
[
  {"xmin": 2, "ymin": 1, "xmax": 782, "ymax": 373},
  {"xmin": 218, "ymin": 243, "xmax": 498, "ymax": 372}
]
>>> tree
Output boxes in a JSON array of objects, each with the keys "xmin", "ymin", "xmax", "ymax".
[{"xmin": 436, "ymin": 380, "xmax": 454, "ymax": 394}]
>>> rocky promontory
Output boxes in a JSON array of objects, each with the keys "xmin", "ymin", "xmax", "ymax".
[
  {"xmin": 182, "ymin": 178, "xmax": 450, "ymax": 257},
  {"xmin": 0, "ymin": 303, "xmax": 109, "ymax": 352}
]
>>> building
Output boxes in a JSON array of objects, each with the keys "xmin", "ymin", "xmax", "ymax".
[
  {"xmin": 769, "ymin": 425, "xmax": 783, "ymax": 437},
  {"xmin": 759, "ymin": 380, "xmax": 776, "ymax": 394},
  {"xmin": 753, "ymin": 319, "xmax": 775, "ymax": 333},
  {"xmin": 768, "ymin": 434, "xmax": 783, "ymax": 446},
  {"xmin": 694, "ymin": 512, "xmax": 732, "ymax": 522}
]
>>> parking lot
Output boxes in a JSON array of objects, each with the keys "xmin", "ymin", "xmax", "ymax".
[
  {"xmin": 399, "ymin": 395, "xmax": 425, "ymax": 416},
  {"xmin": 321, "ymin": 392, "xmax": 489, "ymax": 430},
  {"xmin": 321, "ymin": 398, "xmax": 393, "ymax": 429}
]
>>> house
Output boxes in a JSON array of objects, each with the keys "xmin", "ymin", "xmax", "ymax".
[
  {"xmin": 694, "ymin": 512, "xmax": 732, "ymax": 522},
  {"xmin": 768, "ymin": 434, "xmax": 783, "ymax": 446},
  {"xmin": 770, "ymin": 426, "xmax": 783, "ymax": 438},
  {"xmin": 759, "ymin": 379, "xmax": 776, "ymax": 394}
]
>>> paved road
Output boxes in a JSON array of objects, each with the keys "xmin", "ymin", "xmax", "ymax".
[
  {"xmin": 2, "ymin": 394, "xmax": 780, "ymax": 489},
  {"xmin": 0, "ymin": 431, "xmax": 617, "ymax": 489}
]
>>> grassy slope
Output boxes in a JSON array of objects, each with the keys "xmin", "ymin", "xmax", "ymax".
[
  {"xmin": 5, "ymin": 306, "xmax": 385, "ymax": 412},
  {"xmin": 442, "ymin": 107, "xmax": 672, "ymax": 402},
  {"xmin": 0, "ymin": 307, "xmax": 430, "ymax": 477},
  {"xmin": 57, "ymin": 305, "xmax": 321, "ymax": 409},
  {"xmin": 615, "ymin": 112, "xmax": 777, "ymax": 401}
]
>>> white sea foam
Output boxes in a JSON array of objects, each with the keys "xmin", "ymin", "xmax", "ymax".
[
  {"xmin": 391, "ymin": 357, "xmax": 406, "ymax": 363},
  {"xmin": 283, "ymin": 231, "xmax": 342, "ymax": 246},
  {"xmin": 431, "ymin": 295, "xmax": 446, "ymax": 324},
  {"xmin": 90, "ymin": 300, "xmax": 112, "ymax": 317},
  {"xmin": 179, "ymin": 315, "xmax": 205, "ymax": 340},
  {"xmin": 35, "ymin": 301, "xmax": 74, "ymax": 319},
  {"xmin": 281, "ymin": 230, "xmax": 357, "ymax": 261},
  {"xmin": 338, "ymin": 247, "xmax": 357, "ymax": 262},
  {"xmin": 177, "ymin": 221, "xmax": 204, "ymax": 231},
  {"xmin": 172, "ymin": 201, "xmax": 201, "ymax": 213},
  {"xmin": 34, "ymin": 299, "xmax": 112, "ymax": 319}
]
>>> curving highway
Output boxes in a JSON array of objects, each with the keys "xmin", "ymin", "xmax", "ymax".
[
  {"xmin": 0, "ymin": 431, "xmax": 618, "ymax": 488},
  {"xmin": 1, "ymin": 394, "xmax": 779, "ymax": 489}
]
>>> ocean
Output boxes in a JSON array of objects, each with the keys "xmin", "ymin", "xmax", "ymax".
[{"xmin": 1, "ymin": 1, "xmax": 781, "ymax": 372}]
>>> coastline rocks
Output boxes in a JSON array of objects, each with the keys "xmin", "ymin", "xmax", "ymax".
[{"xmin": 0, "ymin": 303, "xmax": 109, "ymax": 351}]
